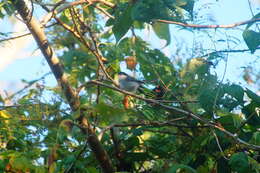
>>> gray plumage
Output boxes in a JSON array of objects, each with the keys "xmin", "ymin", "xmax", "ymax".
[{"xmin": 118, "ymin": 72, "xmax": 144, "ymax": 92}]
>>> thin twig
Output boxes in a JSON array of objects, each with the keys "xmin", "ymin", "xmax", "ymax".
[
  {"xmin": 157, "ymin": 18, "xmax": 260, "ymax": 29},
  {"xmin": 247, "ymin": 0, "xmax": 260, "ymax": 31},
  {"xmin": 94, "ymin": 4, "xmax": 114, "ymax": 19},
  {"xmin": 0, "ymin": 33, "xmax": 31, "ymax": 43},
  {"xmin": 213, "ymin": 32, "xmax": 229, "ymax": 113},
  {"xmin": 157, "ymin": 100, "xmax": 198, "ymax": 104},
  {"xmin": 113, "ymin": 121, "xmax": 208, "ymax": 129},
  {"xmin": 0, "ymin": 20, "xmax": 60, "ymax": 43},
  {"xmin": 50, "ymin": 4, "xmax": 116, "ymax": 85},
  {"xmin": 212, "ymin": 130, "xmax": 229, "ymax": 160},
  {"xmin": 178, "ymin": 128, "xmax": 194, "ymax": 139},
  {"xmin": 98, "ymin": 117, "xmax": 188, "ymax": 140},
  {"xmin": 40, "ymin": 0, "xmax": 115, "ymax": 26},
  {"xmin": 4, "ymin": 72, "xmax": 51, "ymax": 101},
  {"xmin": 199, "ymin": 47, "xmax": 260, "ymax": 58}
]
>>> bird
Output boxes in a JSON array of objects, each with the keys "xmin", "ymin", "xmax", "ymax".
[
  {"xmin": 118, "ymin": 72, "xmax": 145, "ymax": 93},
  {"xmin": 152, "ymin": 85, "xmax": 166, "ymax": 99}
]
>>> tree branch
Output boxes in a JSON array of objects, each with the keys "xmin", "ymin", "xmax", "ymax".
[
  {"xmin": 40, "ymin": 0, "xmax": 115, "ymax": 27},
  {"xmin": 112, "ymin": 121, "xmax": 207, "ymax": 129},
  {"xmin": 157, "ymin": 18, "xmax": 260, "ymax": 29},
  {"xmin": 199, "ymin": 47, "xmax": 260, "ymax": 58},
  {"xmin": 11, "ymin": 0, "xmax": 114, "ymax": 172},
  {"xmin": 212, "ymin": 130, "xmax": 229, "ymax": 160},
  {"xmin": 87, "ymin": 80, "xmax": 260, "ymax": 150},
  {"xmin": 42, "ymin": 3, "xmax": 117, "ymax": 86},
  {"xmin": 0, "ymin": 33, "xmax": 31, "ymax": 43},
  {"xmin": 4, "ymin": 72, "xmax": 51, "ymax": 101}
]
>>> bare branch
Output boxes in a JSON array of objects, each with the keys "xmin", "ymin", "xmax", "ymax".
[
  {"xmin": 40, "ymin": 0, "xmax": 115, "ymax": 26},
  {"xmin": 98, "ymin": 117, "xmax": 188, "ymax": 140},
  {"xmin": 199, "ymin": 47, "xmax": 260, "ymax": 58},
  {"xmin": 159, "ymin": 99, "xmax": 198, "ymax": 104},
  {"xmin": 212, "ymin": 130, "xmax": 229, "ymax": 160},
  {"xmin": 4, "ymin": 72, "xmax": 51, "ymax": 101},
  {"xmin": 157, "ymin": 18, "xmax": 260, "ymax": 29},
  {"xmin": 112, "ymin": 121, "xmax": 207, "ymax": 129},
  {"xmin": 94, "ymin": 5, "xmax": 115, "ymax": 19},
  {"xmin": 0, "ymin": 33, "xmax": 31, "ymax": 43}
]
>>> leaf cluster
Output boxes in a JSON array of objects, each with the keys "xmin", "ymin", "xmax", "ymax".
[{"xmin": 0, "ymin": 0, "xmax": 260, "ymax": 173}]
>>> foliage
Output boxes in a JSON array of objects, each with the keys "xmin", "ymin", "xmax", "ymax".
[
  {"xmin": 0, "ymin": 0, "xmax": 260, "ymax": 173},
  {"xmin": 243, "ymin": 12, "xmax": 260, "ymax": 53}
]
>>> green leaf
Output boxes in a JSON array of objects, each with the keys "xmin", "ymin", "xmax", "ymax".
[
  {"xmin": 0, "ymin": 10, "xmax": 4, "ymax": 18},
  {"xmin": 180, "ymin": 58, "xmax": 211, "ymax": 78},
  {"xmin": 125, "ymin": 152, "xmax": 149, "ymax": 162},
  {"xmin": 0, "ymin": 159, "xmax": 7, "ymax": 172},
  {"xmin": 152, "ymin": 22, "xmax": 171, "ymax": 47},
  {"xmin": 250, "ymin": 132, "xmax": 260, "ymax": 145},
  {"xmin": 164, "ymin": 0, "xmax": 188, "ymax": 7},
  {"xmin": 86, "ymin": 167, "xmax": 99, "ymax": 173},
  {"xmin": 57, "ymin": 125, "xmax": 69, "ymax": 143},
  {"xmin": 166, "ymin": 164, "xmax": 197, "ymax": 173},
  {"xmin": 179, "ymin": 0, "xmax": 194, "ymax": 15},
  {"xmin": 242, "ymin": 29, "xmax": 260, "ymax": 53},
  {"xmin": 217, "ymin": 110, "xmax": 242, "ymax": 128},
  {"xmin": 112, "ymin": 5, "xmax": 133, "ymax": 42},
  {"xmin": 224, "ymin": 84, "xmax": 244, "ymax": 104},
  {"xmin": 0, "ymin": 94, "xmax": 4, "ymax": 103},
  {"xmin": 105, "ymin": 18, "xmax": 114, "ymax": 26},
  {"xmin": 242, "ymin": 102, "xmax": 260, "ymax": 127},
  {"xmin": 229, "ymin": 152, "xmax": 250, "ymax": 173},
  {"xmin": 137, "ymin": 48, "xmax": 176, "ymax": 83},
  {"xmin": 35, "ymin": 166, "xmax": 47, "ymax": 173},
  {"xmin": 131, "ymin": 0, "xmax": 170, "ymax": 22},
  {"xmin": 132, "ymin": 128, "xmax": 143, "ymax": 136},
  {"xmin": 49, "ymin": 162, "xmax": 57, "ymax": 173},
  {"xmin": 217, "ymin": 114, "xmax": 237, "ymax": 132},
  {"xmin": 2, "ymin": 3, "xmax": 14, "ymax": 16},
  {"xmin": 64, "ymin": 155, "xmax": 76, "ymax": 165},
  {"xmin": 231, "ymin": 114, "xmax": 242, "ymax": 128},
  {"xmin": 93, "ymin": 102, "xmax": 127, "ymax": 125},
  {"xmin": 248, "ymin": 156, "xmax": 260, "ymax": 173},
  {"xmin": 217, "ymin": 157, "xmax": 231, "ymax": 173},
  {"xmin": 245, "ymin": 88, "xmax": 260, "ymax": 103},
  {"xmin": 246, "ymin": 12, "xmax": 260, "ymax": 29},
  {"xmin": 124, "ymin": 136, "xmax": 139, "ymax": 150},
  {"xmin": 189, "ymin": 155, "xmax": 206, "ymax": 169},
  {"xmin": 163, "ymin": 0, "xmax": 194, "ymax": 14},
  {"xmin": 198, "ymin": 86, "xmax": 220, "ymax": 114},
  {"xmin": 10, "ymin": 156, "xmax": 32, "ymax": 171}
]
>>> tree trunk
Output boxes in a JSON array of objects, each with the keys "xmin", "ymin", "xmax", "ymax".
[{"xmin": 11, "ymin": 0, "xmax": 114, "ymax": 172}]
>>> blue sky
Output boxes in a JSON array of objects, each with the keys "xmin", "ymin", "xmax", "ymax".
[{"xmin": 0, "ymin": 0, "xmax": 259, "ymax": 97}]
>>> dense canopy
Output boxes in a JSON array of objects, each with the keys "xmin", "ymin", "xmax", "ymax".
[{"xmin": 0, "ymin": 0, "xmax": 259, "ymax": 173}]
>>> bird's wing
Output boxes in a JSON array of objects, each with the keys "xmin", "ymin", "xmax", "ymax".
[{"xmin": 127, "ymin": 76, "xmax": 145, "ymax": 84}]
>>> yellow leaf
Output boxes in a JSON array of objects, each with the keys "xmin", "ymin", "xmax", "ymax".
[
  {"xmin": 0, "ymin": 110, "xmax": 11, "ymax": 124},
  {"xmin": 0, "ymin": 110, "xmax": 11, "ymax": 118}
]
